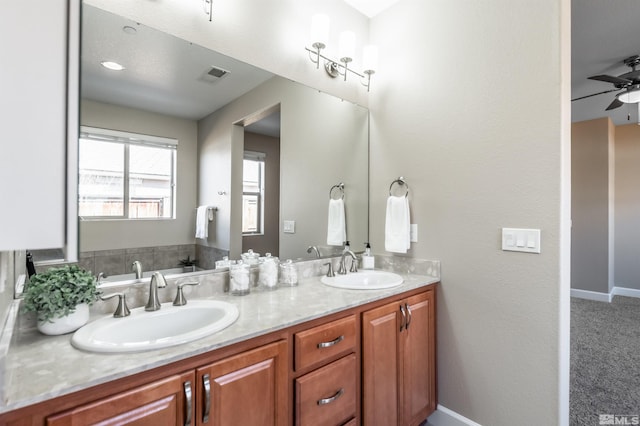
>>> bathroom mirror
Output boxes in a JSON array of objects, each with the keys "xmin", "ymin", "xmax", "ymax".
[{"xmin": 28, "ymin": 4, "xmax": 369, "ymax": 278}]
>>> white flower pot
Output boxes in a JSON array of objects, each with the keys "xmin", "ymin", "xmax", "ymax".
[{"xmin": 37, "ymin": 303, "xmax": 90, "ymax": 336}]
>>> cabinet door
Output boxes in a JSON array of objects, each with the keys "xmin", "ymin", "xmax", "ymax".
[
  {"xmin": 196, "ymin": 340, "xmax": 287, "ymax": 426},
  {"xmin": 362, "ymin": 300, "xmax": 401, "ymax": 426},
  {"xmin": 400, "ymin": 291, "xmax": 436, "ymax": 426},
  {"xmin": 0, "ymin": 0, "xmax": 79, "ymax": 253},
  {"xmin": 46, "ymin": 371, "xmax": 195, "ymax": 426}
]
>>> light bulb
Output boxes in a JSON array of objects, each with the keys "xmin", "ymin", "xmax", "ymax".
[
  {"xmin": 362, "ymin": 45, "xmax": 378, "ymax": 73},
  {"xmin": 310, "ymin": 14, "xmax": 330, "ymax": 49},
  {"xmin": 338, "ymin": 31, "xmax": 355, "ymax": 62}
]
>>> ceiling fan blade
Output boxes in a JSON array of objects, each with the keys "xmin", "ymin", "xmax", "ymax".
[
  {"xmin": 571, "ymin": 88, "xmax": 621, "ymax": 101},
  {"xmin": 605, "ymin": 98, "xmax": 624, "ymax": 111},
  {"xmin": 619, "ymin": 70, "xmax": 640, "ymax": 81},
  {"xmin": 588, "ymin": 74, "xmax": 633, "ymax": 85}
]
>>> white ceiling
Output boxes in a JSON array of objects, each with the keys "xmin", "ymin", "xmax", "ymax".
[
  {"xmin": 342, "ymin": 0, "xmax": 402, "ymax": 18},
  {"xmin": 572, "ymin": 0, "xmax": 640, "ymax": 125},
  {"xmin": 82, "ymin": 6, "xmax": 274, "ymax": 121}
]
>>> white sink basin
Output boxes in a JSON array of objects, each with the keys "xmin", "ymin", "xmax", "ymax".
[
  {"xmin": 321, "ymin": 270, "xmax": 404, "ymax": 290},
  {"xmin": 71, "ymin": 300, "xmax": 239, "ymax": 353}
]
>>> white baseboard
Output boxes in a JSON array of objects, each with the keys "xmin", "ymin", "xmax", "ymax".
[
  {"xmin": 570, "ymin": 288, "xmax": 612, "ymax": 302},
  {"xmin": 612, "ymin": 286, "xmax": 640, "ymax": 298},
  {"xmin": 428, "ymin": 405, "xmax": 483, "ymax": 426},
  {"xmin": 571, "ymin": 286, "xmax": 640, "ymax": 302}
]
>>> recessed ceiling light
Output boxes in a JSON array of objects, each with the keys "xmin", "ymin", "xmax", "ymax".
[
  {"xmin": 122, "ymin": 25, "xmax": 137, "ymax": 35},
  {"xmin": 101, "ymin": 61, "xmax": 125, "ymax": 71}
]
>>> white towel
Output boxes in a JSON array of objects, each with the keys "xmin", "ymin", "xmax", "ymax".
[
  {"xmin": 385, "ymin": 195, "xmax": 410, "ymax": 253},
  {"xmin": 327, "ymin": 199, "xmax": 346, "ymax": 246},
  {"xmin": 195, "ymin": 206, "xmax": 209, "ymax": 239}
]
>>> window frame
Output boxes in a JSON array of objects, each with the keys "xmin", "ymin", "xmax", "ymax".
[
  {"xmin": 78, "ymin": 126, "xmax": 177, "ymax": 221},
  {"xmin": 242, "ymin": 151, "xmax": 266, "ymax": 235}
]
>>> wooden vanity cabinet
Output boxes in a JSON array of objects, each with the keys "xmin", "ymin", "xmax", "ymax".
[
  {"xmin": 46, "ymin": 371, "xmax": 195, "ymax": 426},
  {"xmin": 362, "ymin": 290, "xmax": 436, "ymax": 426},
  {"xmin": 293, "ymin": 315, "xmax": 358, "ymax": 425},
  {"xmin": 195, "ymin": 340, "xmax": 287, "ymax": 426},
  {"xmin": 2, "ymin": 285, "xmax": 437, "ymax": 426}
]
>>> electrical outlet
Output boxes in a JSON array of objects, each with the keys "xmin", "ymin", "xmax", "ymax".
[
  {"xmin": 410, "ymin": 224, "xmax": 418, "ymax": 243},
  {"xmin": 283, "ymin": 220, "xmax": 295, "ymax": 234}
]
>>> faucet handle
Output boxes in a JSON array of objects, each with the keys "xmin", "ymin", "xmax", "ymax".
[
  {"xmin": 324, "ymin": 262, "xmax": 335, "ymax": 277},
  {"xmin": 350, "ymin": 258, "xmax": 358, "ymax": 273},
  {"xmin": 100, "ymin": 292, "xmax": 131, "ymax": 318},
  {"xmin": 173, "ymin": 281, "xmax": 199, "ymax": 306}
]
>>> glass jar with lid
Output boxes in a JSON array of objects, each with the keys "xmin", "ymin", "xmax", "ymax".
[
  {"xmin": 229, "ymin": 261, "xmax": 250, "ymax": 295},
  {"xmin": 258, "ymin": 253, "xmax": 279, "ymax": 290},
  {"xmin": 279, "ymin": 259, "xmax": 298, "ymax": 287},
  {"xmin": 215, "ymin": 256, "xmax": 237, "ymax": 269},
  {"xmin": 241, "ymin": 249, "xmax": 261, "ymax": 266}
]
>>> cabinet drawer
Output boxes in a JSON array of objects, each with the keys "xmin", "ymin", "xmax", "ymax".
[
  {"xmin": 294, "ymin": 315, "xmax": 356, "ymax": 370},
  {"xmin": 295, "ymin": 354, "xmax": 356, "ymax": 426}
]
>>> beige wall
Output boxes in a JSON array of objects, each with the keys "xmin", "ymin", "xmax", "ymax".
[
  {"xmin": 370, "ymin": 0, "xmax": 569, "ymax": 424},
  {"xmin": 614, "ymin": 123, "xmax": 640, "ymax": 290},
  {"xmin": 243, "ymin": 132, "xmax": 280, "ymax": 256},
  {"xmin": 80, "ymin": 99, "xmax": 198, "ymax": 251},
  {"xmin": 571, "ymin": 118, "xmax": 613, "ymax": 293}
]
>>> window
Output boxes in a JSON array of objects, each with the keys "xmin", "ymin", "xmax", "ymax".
[
  {"xmin": 242, "ymin": 151, "xmax": 265, "ymax": 234},
  {"xmin": 78, "ymin": 126, "xmax": 177, "ymax": 219}
]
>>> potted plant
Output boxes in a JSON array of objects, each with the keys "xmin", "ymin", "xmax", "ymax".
[
  {"xmin": 22, "ymin": 265, "xmax": 100, "ymax": 335},
  {"xmin": 178, "ymin": 256, "xmax": 198, "ymax": 273}
]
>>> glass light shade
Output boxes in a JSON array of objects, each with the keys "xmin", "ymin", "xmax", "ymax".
[
  {"xmin": 310, "ymin": 14, "xmax": 330, "ymax": 49},
  {"xmin": 619, "ymin": 88, "xmax": 640, "ymax": 103},
  {"xmin": 362, "ymin": 45, "xmax": 378, "ymax": 73},
  {"xmin": 338, "ymin": 31, "xmax": 356, "ymax": 62}
]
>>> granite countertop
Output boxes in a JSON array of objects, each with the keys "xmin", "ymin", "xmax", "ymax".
[{"xmin": 0, "ymin": 272, "xmax": 438, "ymax": 414}]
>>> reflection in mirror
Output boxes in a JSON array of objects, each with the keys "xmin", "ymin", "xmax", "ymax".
[{"xmin": 29, "ymin": 3, "xmax": 369, "ymax": 280}]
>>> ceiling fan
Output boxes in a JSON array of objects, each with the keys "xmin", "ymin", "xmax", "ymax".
[{"xmin": 572, "ymin": 55, "xmax": 640, "ymax": 111}]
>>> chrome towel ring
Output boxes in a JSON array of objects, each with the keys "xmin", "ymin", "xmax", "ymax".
[
  {"xmin": 330, "ymin": 182, "xmax": 345, "ymax": 200},
  {"xmin": 389, "ymin": 177, "xmax": 409, "ymax": 197}
]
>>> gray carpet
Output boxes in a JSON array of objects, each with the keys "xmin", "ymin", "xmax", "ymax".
[{"xmin": 571, "ymin": 296, "xmax": 640, "ymax": 425}]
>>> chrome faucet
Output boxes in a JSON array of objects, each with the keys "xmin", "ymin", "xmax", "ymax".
[
  {"xmin": 131, "ymin": 261, "xmax": 143, "ymax": 279},
  {"xmin": 307, "ymin": 246, "xmax": 321, "ymax": 258},
  {"xmin": 145, "ymin": 271, "xmax": 167, "ymax": 311},
  {"xmin": 338, "ymin": 250, "xmax": 358, "ymax": 275}
]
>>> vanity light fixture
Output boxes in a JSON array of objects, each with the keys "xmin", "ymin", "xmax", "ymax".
[
  {"xmin": 203, "ymin": 0, "xmax": 212, "ymax": 21},
  {"xmin": 100, "ymin": 61, "xmax": 125, "ymax": 71},
  {"xmin": 305, "ymin": 14, "xmax": 377, "ymax": 91}
]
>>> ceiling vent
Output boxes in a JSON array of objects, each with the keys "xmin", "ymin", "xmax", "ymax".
[{"xmin": 199, "ymin": 66, "xmax": 230, "ymax": 85}]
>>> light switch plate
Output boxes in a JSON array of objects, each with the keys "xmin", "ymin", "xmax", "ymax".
[
  {"xmin": 283, "ymin": 220, "xmax": 295, "ymax": 234},
  {"xmin": 502, "ymin": 228, "xmax": 540, "ymax": 253}
]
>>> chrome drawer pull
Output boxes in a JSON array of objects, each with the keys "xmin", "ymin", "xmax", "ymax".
[
  {"xmin": 183, "ymin": 381, "xmax": 192, "ymax": 426},
  {"xmin": 399, "ymin": 305, "xmax": 407, "ymax": 332},
  {"xmin": 317, "ymin": 335, "xmax": 344, "ymax": 349},
  {"xmin": 317, "ymin": 388, "xmax": 344, "ymax": 406},
  {"xmin": 405, "ymin": 303, "xmax": 412, "ymax": 330},
  {"xmin": 203, "ymin": 374, "xmax": 211, "ymax": 423}
]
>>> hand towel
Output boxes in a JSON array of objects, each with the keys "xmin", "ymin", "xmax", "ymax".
[
  {"xmin": 385, "ymin": 195, "xmax": 410, "ymax": 253},
  {"xmin": 327, "ymin": 198, "xmax": 346, "ymax": 246},
  {"xmin": 195, "ymin": 206, "xmax": 209, "ymax": 239}
]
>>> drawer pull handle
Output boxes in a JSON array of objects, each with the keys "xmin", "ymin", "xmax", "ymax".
[
  {"xmin": 203, "ymin": 374, "xmax": 211, "ymax": 423},
  {"xmin": 317, "ymin": 335, "xmax": 344, "ymax": 349},
  {"xmin": 405, "ymin": 303, "xmax": 413, "ymax": 330},
  {"xmin": 184, "ymin": 380, "xmax": 192, "ymax": 426},
  {"xmin": 400, "ymin": 304, "xmax": 407, "ymax": 331},
  {"xmin": 317, "ymin": 388, "xmax": 344, "ymax": 406}
]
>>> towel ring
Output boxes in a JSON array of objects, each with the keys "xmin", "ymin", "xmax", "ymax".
[
  {"xmin": 389, "ymin": 177, "xmax": 409, "ymax": 198},
  {"xmin": 329, "ymin": 183, "xmax": 345, "ymax": 200}
]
